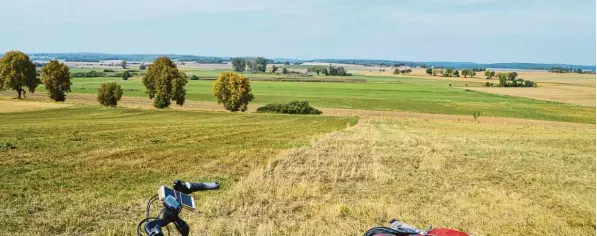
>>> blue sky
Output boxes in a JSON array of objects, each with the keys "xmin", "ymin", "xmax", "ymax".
[{"xmin": 0, "ymin": 0, "xmax": 595, "ymax": 65}]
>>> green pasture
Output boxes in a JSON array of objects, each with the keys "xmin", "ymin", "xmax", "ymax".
[
  {"xmin": 0, "ymin": 106, "xmax": 356, "ymax": 234},
  {"xmin": 42, "ymin": 73, "xmax": 596, "ymax": 124}
]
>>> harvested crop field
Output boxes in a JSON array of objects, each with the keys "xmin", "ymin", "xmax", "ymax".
[{"xmin": 191, "ymin": 117, "xmax": 596, "ymax": 235}]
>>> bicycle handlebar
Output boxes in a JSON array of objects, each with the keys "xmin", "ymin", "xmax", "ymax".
[
  {"xmin": 139, "ymin": 180, "xmax": 220, "ymax": 236},
  {"xmin": 173, "ymin": 179, "xmax": 219, "ymax": 194}
]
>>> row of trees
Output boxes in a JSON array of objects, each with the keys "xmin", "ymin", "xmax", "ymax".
[
  {"xmin": 495, "ymin": 72, "xmax": 536, "ymax": 87},
  {"xmin": 424, "ymin": 68, "xmax": 461, "ymax": 77},
  {"xmin": 393, "ymin": 69, "xmax": 412, "ymax": 75},
  {"xmin": 0, "ymin": 51, "xmax": 55, "ymax": 99},
  {"xmin": 481, "ymin": 70, "xmax": 537, "ymax": 87},
  {"xmin": 424, "ymin": 68, "xmax": 481, "ymax": 78},
  {"xmin": 231, "ymin": 57, "xmax": 267, "ymax": 73},
  {"xmin": 307, "ymin": 66, "xmax": 351, "ymax": 76},
  {"xmin": 0, "ymin": 52, "xmax": 256, "ymax": 111},
  {"xmin": 549, "ymin": 67, "xmax": 584, "ymax": 74},
  {"xmin": 484, "ymin": 70, "xmax": 519, "ymax": 80}
]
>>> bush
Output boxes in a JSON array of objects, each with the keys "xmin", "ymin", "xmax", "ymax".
[
  {"xmin": 0, "ymin": 143, "xmax": 16, "ymax": 150},
  {"xmin": 71, "ymin": 70, "xmax": 106, "ymax": 78},
  {"xmin": 103, "ymin": 69, "xmax": 115, "ymax": 72},
  {"xmin": 190, "ymin": 75, "xmax": 199, "ymax": 80},
  {"xmin": 256, "ymin": 101, "xmax": 322, "ymax": 115},
  {"xmin": 473, "ymin": 111, "xmax": 481, "ymax": 121},
  {"xmin": 97, "ymin": 82, "xmax": 123, "ymax": 107},
  {"xmin": 122, "ymin": 71, "xmax": 131, "ymax": 80}
]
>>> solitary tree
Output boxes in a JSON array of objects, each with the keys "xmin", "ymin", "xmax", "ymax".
[
  {"xmin": 97, "ymin": 82, "xmax": 123, "ymax": 106},
  {"xmin": 255, "ymin": 57, "xmax": 267, "ymax": 72},
  {"xmin": 212, "ymin": 72, "xmax": 254, "ymax": 112},
  {"xmin": 462, "ymin": 69, "xmax": 470, "ymax": 78},
  {"xmin": 139, "ymin": 63, "xmax": 147, "ymax": 70},
  {"xmin": 426, "ymin": 68, "xmax": 433, "ymax": 75},
  {"xmin": 282, "ymin": 68, "xmax": 289, "ymax": 74},
  {"xmin": 484, "ymin": 70, "xmax": 495, "ymax": 79},
  {"xmin": 498, "ymin": 73, "xmax": 508, "ymax": 87},
  {"xmin": 122, "ymin": 71, "xmax": 131, "ymax": 80},
  {"xmin": 120, "ymin": 60, "xmax": 128, "ymax": 69},
  {"xmin": 40, "ymin": 60, "xmax": 71, "ymax": 101},
  {"xmin": 142, "ymin": 56, "xmax": 188, "ymax": 108},
  {"xmin": 308, "ymin": 66, "xmax": 326, "ymax": 76},
  {"xmin": 508, "ymin": 72, "xmax": 518, "ymax": 81},
  {"xmin": 246, "ymin": 59, "xmax": 257, "ymax": 72},
  {"xmin": 0, "ymin": 51, "xmax": 37, "ymax": 99},
  {"xmin": 271, "ymin": 65, "xmax": 279, "ymax": 73},
  {"xmin": 231, "ymin": 58, "xmax": 246, "ymax": 72},
  {"xmin": 444, "ymin": 68, "xmax": 454, "ymax": 77}
]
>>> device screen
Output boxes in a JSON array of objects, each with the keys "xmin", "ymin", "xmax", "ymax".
[
  {"xmin": 179, "ymin": 193, "xmax": 194, "ymax": 208},
  {"xmin": 160, "ymin": 186, "xmax": 195, "ymax": 210}
]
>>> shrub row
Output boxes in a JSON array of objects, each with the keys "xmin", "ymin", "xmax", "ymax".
[{"xmin": 256, "ymin": 101, "xmax": 322, "ymax": 115}]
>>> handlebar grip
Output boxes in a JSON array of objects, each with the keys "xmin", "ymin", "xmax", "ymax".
[{"xmin": 186, "ymin": 182, "xmax": 219, "ymax": 191}]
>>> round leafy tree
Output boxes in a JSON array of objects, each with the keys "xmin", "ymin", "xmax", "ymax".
[
  {"xmin": 97, "ymin": 82, "xmax": 123, "ymax": 107},
  {"xmin": 212, "ymin": 72, "xmax": 254, "ymax": 112},
  {"xmin": 142, "ymin": 56, "xmax": 188, "ymax": 108},
  {"xmin": 40, "ymin": 60, "xmax": 71, "ymax": 101},
  {"xmin": 0, "ymin": 51, "xmax": 37, "ymax": 99}
]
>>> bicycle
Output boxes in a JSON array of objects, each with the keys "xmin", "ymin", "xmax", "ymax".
[{"xmin": 137, "ymin": 179, "xmax": 219, "ymax": 236}]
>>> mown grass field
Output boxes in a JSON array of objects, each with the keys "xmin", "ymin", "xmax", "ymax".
[
  {"xmin": 41, "ymin": 75, "xmax": 596, "ymax": 124},
  {"xmin": 192, "ymin": 117, "xmax": 596, "ymax": 235},
  {"xmin": 3, "ymin": 64, "xmax": 593, "ymax": 235},
  {"xmin": 0, "ymin": 105, "xmax": 356, "ymax": 235}
]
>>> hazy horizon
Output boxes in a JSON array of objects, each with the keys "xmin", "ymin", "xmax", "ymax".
[{"xmin": 1, "ymin": 0, "xmax": 595, "ymax": 65}]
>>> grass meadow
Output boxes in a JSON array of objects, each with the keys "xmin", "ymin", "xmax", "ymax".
[
  {"xmin": 0, "ymin": 65, "xmax": 594, "ymax": 235},
  {"xmin": 32, "ymin": 73, "xmax": 596, "ymax": 124},
  {"xmin": 0, "ymin": 105, "xmax": 356, "ymax": 235}
]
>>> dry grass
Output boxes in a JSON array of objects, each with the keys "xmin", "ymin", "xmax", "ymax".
[
  {"xmin": 354, "ymin": 68, "xmax": 596, "ymax": 106},
  {"xmin": 190, "ymin": 117, "xmax": 595, "ymax": 235},
  {"xmin": 0, "ymin": 98, "xmax": 71, "ymax": 113},
  {"xmin": 466, "ymin": 86, "xmax": 595, "ymax": 106}
]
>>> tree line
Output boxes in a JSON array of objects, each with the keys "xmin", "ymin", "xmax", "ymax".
[
  {"xmin": 306, "ymin": 66, "xmax": 351, "ymax": 76},
  {"xmin": 393, "ymin": 69, "xmax": 412, "ymax": 75},
  {"xmin": 0, "ymin": 51, "xmax": 257, "ymax": 112},
  {"xmin": 425, "ymin": 67, "xmax": 485, "ymax": 77},
  {"xmin": 549, "ymin": 67, "xmax": 593, "ymax": 74}
]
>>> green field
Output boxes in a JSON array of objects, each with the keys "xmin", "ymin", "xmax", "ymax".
[
  {"xmin": 40, "ymin": 73, "xmax": 596, "ymax": 124},
  {"xmin": 0, "ymin": 106, "xmax": 356, "ymax": 234},
  {"xmin": 1, "ymin": 65, "xmax": 594, "ymax": 235}
]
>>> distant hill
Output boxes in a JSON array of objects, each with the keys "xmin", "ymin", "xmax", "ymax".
[
  {"xmin": 24, "ymin": 53, "xmax": 227, "ymax": 64},
  {"xmin": 3, "ymin": 53, "xmax": 594, "ymax": 71}
]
